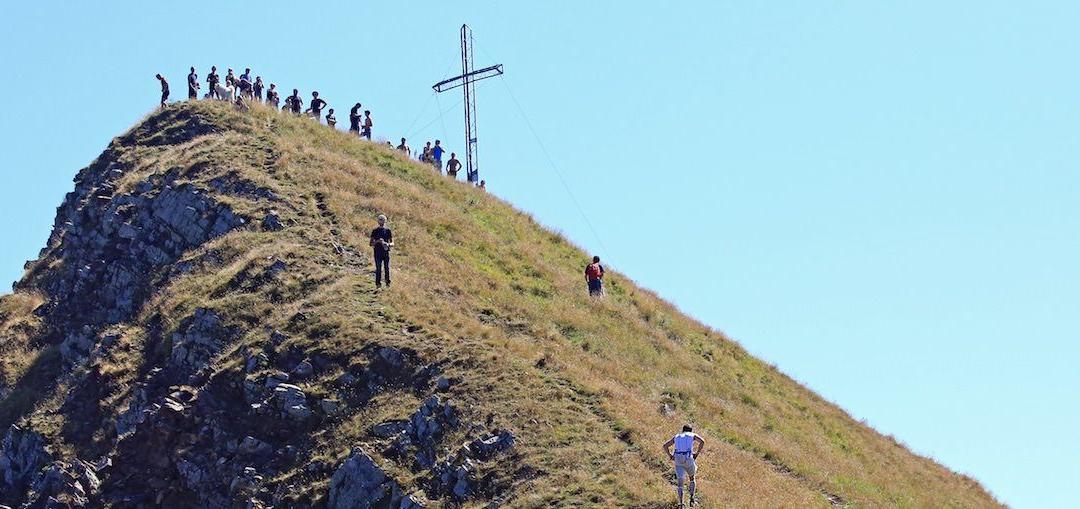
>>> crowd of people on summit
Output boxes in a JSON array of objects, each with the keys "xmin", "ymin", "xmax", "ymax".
[{"xmin": 158, "ymin": 66, "xmax": 482, "ymax": 186}]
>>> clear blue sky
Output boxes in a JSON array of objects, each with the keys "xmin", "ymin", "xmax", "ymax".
[{"xmin": 2, "ymin": 2, "xmax": 1077, "ymax": 506}]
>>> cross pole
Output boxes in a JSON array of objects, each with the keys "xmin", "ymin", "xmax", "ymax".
[{"xmin": 433, "ymin": 24, "xmax": 503, "ymax": 184}]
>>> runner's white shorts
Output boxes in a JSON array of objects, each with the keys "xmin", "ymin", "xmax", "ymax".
[{"xmin": 674, "ymin": 453, "xmax": 697, "ymax": 482}]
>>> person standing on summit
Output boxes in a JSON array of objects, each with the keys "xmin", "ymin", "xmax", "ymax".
[
  {"xmin": 349, "ymin": 103, "xmax": 362, "ymax": 135},
  {"xmin": 206, "ymin": 66, "xmax": 219, "ymax": 99},
  {"xmin": 187, "ymin": 67, "xmax": 199, "ymax": 100},
  {"xmin": 662, "ymin": 424, "xmax": 706, "ymax": 508},
  {"xmin": 584, "ymin": 256, "xmax": 605, "ymax": 297},
  {"xmin": 307, "ymin": 91, "xmax": 327, "ymax": 120},
  {"xmin": 156, "ymin": 74, "xmax": 169, "ymax": 108},
  {"xmin": 286, "ymin": 89, "xmax": 303, "ymax": 115},
  {"xmin": 369, "ymin": 214, "xmax": 394, "ymax": 288},
  {"xmin": 446, "ymin": 153, "xmax": 461, "ymax": 179},
  {"xmin": 266, "ymin": 84, "xmax": 279, "ymax": 108},
  {"xmin": 238, "ymin": 68, "xmax": 253, "ymax": 98},
  {"xmin": 431, "ymin": 140, "xmax": 445, "ymax": 173},
  {"xmin": 362, "ymin": 110, "xmax": 373, "ymax": 140}
]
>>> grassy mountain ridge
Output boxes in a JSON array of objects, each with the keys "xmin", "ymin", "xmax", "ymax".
[{"xmin": 0, "ymin": 100, "xmax": 998, "ymax": 508}]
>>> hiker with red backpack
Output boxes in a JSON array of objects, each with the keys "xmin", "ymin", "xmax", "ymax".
[{"xmin": 585, "ymin": 256, "xmax": 605, "ymax": 296}]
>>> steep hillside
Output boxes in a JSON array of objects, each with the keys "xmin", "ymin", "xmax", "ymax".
[{"xmin": 0, "ymin": 101, "xmax": 998, "ymax": 508}]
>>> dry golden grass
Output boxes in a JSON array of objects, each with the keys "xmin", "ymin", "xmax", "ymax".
[
  {"xmin": 0, "ymin": 292, "xmax": 46, "ymax": 386},
  {"xmin": 0, "ymin": 101, "xmax": 1001, "ymax": 508}
]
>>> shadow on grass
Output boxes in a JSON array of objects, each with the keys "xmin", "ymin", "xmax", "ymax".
[{"xmin": 0, "ymin": 346, "xmax": 62, "ymax": 430}]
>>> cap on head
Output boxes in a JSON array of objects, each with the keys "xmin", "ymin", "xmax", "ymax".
[{"xmin": 682, "ymin": 424, "xmax": 693, "ymax": 433}]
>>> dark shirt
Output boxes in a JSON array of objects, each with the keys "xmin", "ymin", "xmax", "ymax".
[
  {"xmin": 159, "ymin": 78, "xmax": 169, "ymax": 93},
  {"xmin": 254, "ymin": 82, "xmax": 264, "ymax": 94},
  {"xmin": 311, "ymin": 98, "xmax": 327, "ymax": 112},
  {"xmin": 349, "ymin": 111, "xmax": 361, "ymax": 131},
  {"xmin": 188, "ymin": 72, "xmax": 198, "ymax": 88},
  {"xmin": 207, "ymin": 72, "xmax": 219, "ymax": 84},
  {"xmin": 370, "ymin": 227, "xmax": 392, "ymax": 254}
]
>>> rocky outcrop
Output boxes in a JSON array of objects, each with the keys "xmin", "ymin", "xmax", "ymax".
[
  {"xmin": 25, "ymin": 172, "xmax": 244, "ymax": 328},
  {"xmin": 168, "ymin": 308, "xmax": 233, "ymax": 380},
  {"xmin": 22, "ymin": 460, "xmax": 100, "ymax": 509},
  {"xmin": 0, "ymin": 425, "xmax": 51, "ymax": 498},
  {"xmin": 327, "ymin": 448, "xmax": 424, "ymax": 509}
]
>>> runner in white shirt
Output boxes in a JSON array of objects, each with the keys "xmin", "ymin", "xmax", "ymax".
[{"xmin": 662, "ymin": 424, "xmax": 706, "ymax": 508}]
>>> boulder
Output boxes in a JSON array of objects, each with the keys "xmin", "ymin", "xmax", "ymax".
[
  {"xmin": 262, "ymin": 212, "xmax": 284, "ymax": 231},
  {"xmin": 271, "ymin": 384, "xmax": 306, "ymax": 409},
  {"xmin": 238, "ymin": 436, "xmax": 273, "ymax": 457},
  {"xmin": 291, "ymin": 359, "xmax": 314, "ymax": 379},
  {"xmin": 327, "ymin": 449, "xmax": 392, "ymax": 509},
  {"xmin": 435, "ymin": 376, "xmax": 451, "ymax": 392},
  {"xmin": 371, "ymin": 420, "xmax": 410, "ymax": 439},
  {"xmin": 467, "ymin": 430, "xmax": 516, "ymax": 460},
  {"xmin": 320, "ymin": 399, "xmax": 341, "ymax": 417}
]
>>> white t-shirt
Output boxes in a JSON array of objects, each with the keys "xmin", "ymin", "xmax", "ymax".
[{"xmin": 673, "ymin": 432, "xmax": 698, "ymax": 454}]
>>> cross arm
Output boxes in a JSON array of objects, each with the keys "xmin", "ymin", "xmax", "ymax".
[{"xmin": 433, "ymin": 64, "xmax": 504, "ymax": 93}]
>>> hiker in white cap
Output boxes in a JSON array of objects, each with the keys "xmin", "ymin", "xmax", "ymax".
[{"xmin": 662, "ymin": 424, "xmax": 706, "ymax": 508}]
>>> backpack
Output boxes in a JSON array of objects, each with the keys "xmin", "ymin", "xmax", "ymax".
[{"xmin": 586, "ymin": 263, "xmax": 602, "ymax": 281}]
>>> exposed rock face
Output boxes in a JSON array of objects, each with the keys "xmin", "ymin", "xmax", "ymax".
[
  {"xmin": 24, "ymin": 170, "xmax": 243, "ymax": 327},
  {"xmin": 0, "ymin": 425, "xmax": 51, "ymax": 498},
  {"xmin": 168, "ymin": 308, "xmax": 233, "ymax": 379}
]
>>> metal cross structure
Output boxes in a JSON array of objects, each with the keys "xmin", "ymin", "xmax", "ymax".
[{"xmin": 433, "ymin": 24, "xmax": 503, "ymax": 184}]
